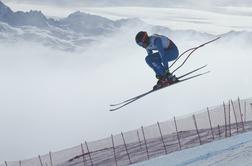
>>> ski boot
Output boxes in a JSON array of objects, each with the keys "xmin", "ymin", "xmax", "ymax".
[
  {"xmin": 153, "ymin": 74, "xmax": 179, "ymax": 90},
  {"xmin": 165, "ymin": 70, "xmax": 179, "ymax": 83}
]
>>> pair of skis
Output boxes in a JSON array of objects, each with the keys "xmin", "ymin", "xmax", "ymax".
[
  {"xmin": 109, "ymin": 65, "xmax": 209, "ymax": 111},
  {"xmin": 109, "ymin": 37, "xmax": 221, "ymax": 111}
]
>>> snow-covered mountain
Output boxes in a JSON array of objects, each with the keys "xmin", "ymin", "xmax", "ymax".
[
  {"xmin": 53, "ymin": 11, "xmax": 117, "ymax": 35},
  {"xmin": 0, "ymin": 1, "xmax": 48, "ymax": 27},
  {"xmin": 0, "ymin": 1, "xmax": 118, "ymax": 30},
  {"xmin": 0, "ymin": 0, "xmax": 215, "ymax": 51},
  {"xmin": 0, "ymin": 1, "xmax": 141, "ymax": 51},
  {"xmin": 0, "ymin": 1, "xmax": 208, "ymax": 52}
]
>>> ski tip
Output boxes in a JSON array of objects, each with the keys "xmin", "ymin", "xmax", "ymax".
[
  {"xmin": 205, "ymin": 71, "xmax": 211, "ymax": 74},
  {"xmin": 198, "ymin": 70, "xmax": 210, "ymax": 76},
  {"xmin": 201, "ymin": 64, "xmax": 208, "ymax": 68}
]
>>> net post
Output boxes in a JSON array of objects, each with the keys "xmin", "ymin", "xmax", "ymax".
[
  {"xmin": 157, "ymin": 122, "xmax": 167, "ymax": 154},
  {"xmin": 228, "ymin": 101, "xmax": 232, "ymax": 136},
  {"xmin": 223, "ymin": 102, "xmax": 228, "ymax": 137},
  {"xmin": 231, "ymin": 100, "xmax": 239, "ymax": 133},
  {"xmin": 38, "ymin": 155, "xmax": 43, "ymax": 166},
  {"xmin": 207, "ymin": 107, "xmax": 214, "ymax": 140},
  {"xmin": 80, "ymin": 143, "xmax": 86, "ymax": 166},
  {"xmin": 49, "ymin": 151, "xmax": 53, "ymax": 166},
  {"xmin": 85, "ymin": 141, "xmax": 94, "ymax": 166},
  {"xmin": 111, "ymin": 135, "xmax": 118, "ymax": 166},
  {"xmin": 141, "ymin": 126, "xmax": 150, "ymax": 160},
  {"xmin": 193, "ymin": 114, "xmax": 202, "ymax": 145},
  {"xmin": 137, "ymin": 130, "xmax": 142, "ymax": 149},
  {"xmin": 173, "ymin": 116, "xmax": 181, "ymax": 150},
  {"xmin": 121, "ymin": 132, "xmax": 132, "ymax": 164},
  {"xmin": 238, "ymin": 97, "xmax": 245, "ymax": 132}
]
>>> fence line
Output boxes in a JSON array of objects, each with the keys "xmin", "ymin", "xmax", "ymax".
[{"xmin": 2, "ymin": 97, "xmax": 252, "ymax": 166}]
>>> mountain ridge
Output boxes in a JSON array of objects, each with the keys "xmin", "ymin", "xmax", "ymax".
[{"xmin": 0, "ymin": 1, "xmax": 133, "ymax": 51}]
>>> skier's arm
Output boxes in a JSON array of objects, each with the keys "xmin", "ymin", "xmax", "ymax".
[
  {"xmin": 155, "ymin": 38, "xmax": 167, "ymax": 68},
  {"xmin": 146, "ymin": 49, "xmax": 153, "ymax": 55}
]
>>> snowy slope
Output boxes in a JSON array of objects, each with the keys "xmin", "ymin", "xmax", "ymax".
[{"xmin": 133, "ymin": 131, "xmax": 252, "ymax": 166}]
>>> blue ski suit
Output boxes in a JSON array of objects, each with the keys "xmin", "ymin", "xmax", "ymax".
[{"xmin": 144, "ymin": 34, "xmax": 179, "ymax": 77}]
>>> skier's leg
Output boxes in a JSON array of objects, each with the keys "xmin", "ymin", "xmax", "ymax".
[
  {"xmin": 145, "ymin": 52, "xmax": 166, "ymax": 77},
  {"xmin": 161, "ymin": 44, "xmax": 179, "ymax": 83},
  {"xmin": 163, "ymin": 44, "xmax": 179, "ymax": 71}
]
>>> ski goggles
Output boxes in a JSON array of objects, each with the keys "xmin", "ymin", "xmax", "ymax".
[{"xmin": 137, "ymin": 41, "xmax": 146, "ymax": 47}]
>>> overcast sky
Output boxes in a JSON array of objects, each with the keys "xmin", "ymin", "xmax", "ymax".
[{"xmin": 2, "ymin": 0, "xmax": 252, "ymax": 7}]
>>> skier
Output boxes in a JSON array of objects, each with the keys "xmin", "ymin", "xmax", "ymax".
[{"xmin": 135, "ymin": 31, "xmax": 179, "ymax": 90}]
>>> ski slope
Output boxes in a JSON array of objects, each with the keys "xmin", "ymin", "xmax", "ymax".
[{"xmin": 133, "ymin": 131, "xmax": 252, "ymax": 166}]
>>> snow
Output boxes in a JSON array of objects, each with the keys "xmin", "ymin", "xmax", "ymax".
[{"xmin": 132, "ymin": 131, "xmax": 252, "ymax": 166}]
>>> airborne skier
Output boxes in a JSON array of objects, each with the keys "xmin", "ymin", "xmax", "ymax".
[
  {"xmin": 110, "ymin": 36, "xmax": 220, "ymax": 111},
  {"xmin": 135, "ymin": 31, "xmax": 179, "ymax": 90}
]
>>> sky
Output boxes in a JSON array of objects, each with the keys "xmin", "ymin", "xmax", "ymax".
[
  {"xmin": 2, "ymin": 0, "xmax": 252, "ymax": 7},
  {"xmin": 0, "ymin": 0, "xmax": 252, "ymax": 164}
]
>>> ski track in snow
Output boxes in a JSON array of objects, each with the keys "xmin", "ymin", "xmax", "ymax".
[{"xmin": 133, "ymin": 131, "xmax": 252, "ymax": 166}]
